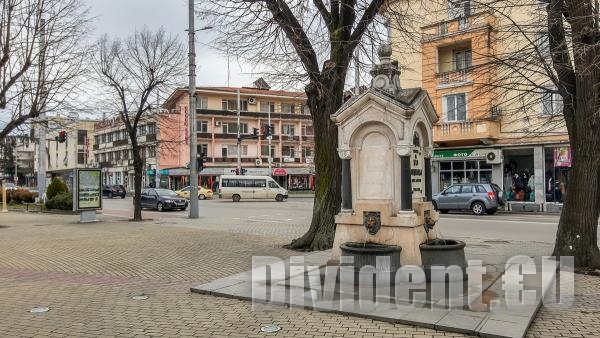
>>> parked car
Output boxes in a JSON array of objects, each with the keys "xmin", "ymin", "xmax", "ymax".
[
  {"xmin": 174, "ymin": 186, "xmax": 214, "ymax": 200},
  {"xmin": 141, "ymin": 188, "xmax": 188, "ymax": 211},
  {"xmin": 102, "ymin": 184, "xmax": 126, "ymax": 198},
  {"xmin": 432, "ymin": 183, "xmax": 504, "ymax": 215}
]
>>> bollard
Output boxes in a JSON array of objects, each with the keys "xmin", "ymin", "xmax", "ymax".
[{"xmin": 1, "ymin": 183, "xmax": 7, "ymax": 213}]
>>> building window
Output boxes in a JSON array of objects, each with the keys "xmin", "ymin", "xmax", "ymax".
[
  {"xmin": 197, "ymin": 120, "xmax": 208, "ymax": 133},
  {"xmin": 148, "ymin": 146, "xmax": 156, "ymax": 158},
  {"xmin": 197, "ymin": 144, "xmax": 208, "ymax": 157},
  {"xmin": 443, "ymin": 93, "xmax": 467, "ymax": 121},
  {"xmin": 281, "ymin": 103, "xmax": 295, "ymax": 114},
  {"xmin": 77, "ymin": 130, "xmax": 87, "ymax": 145},
  {"xmin": 302, "ymin": 125, "xmax": 314, "ymax": 136},
  {"xmin": 77, "ymin": 150, "xmax": 85, "ymax": 164},
  {"xmin": 223, "ymin": 122, "xmax": 248, "ymax": 134},
  {"xmin": 223, "ymin": 145, "xmax": 248, "ymax": 157},
  {"xmin": 282, "ymin": 146, "xmax": 295, "ymax": 158},
  {"xmin": 453, "ymin": 49, "xmax": 471, "ymax": 71},
  {"xmin": 147, "ymin": 123, "xmax": 156, "ymax": 135},
  {"xmin": 439, "ymin": 21, "xmax": 448, "ymax": 35},
  {"xmin": 95, "ymin": 135, "xmax": 100, "ymax": 145},
  {"xmin": 282, "ymin": 124, "xmax": 295, "ymax": 136},
  {"xmin": 448, "ymin": 0, "xmax": 471, "ymax": 20},
  {"xmin": 221, "ymin": 99, "xmax": 248, "ymax": 111},
  {"xmin": 115, "ymin": 151, "xmax": 121, "ymax": 161},
  {"xmin": 139, "ymin": 125, "xmax": 147, "ymax": 136},
  {"xmin": 197, "ymin": 96, "xmax": 208, "ymax": 109},
  {"xmin": 261, "ymin": 145, "xmax": 276, "ymax": 157},
  {"xmin": 541, "ymin": 88, "xmax": 563, "ymax": 115},
  {"xmin": 122, "ymin": 150, "xmax": 129, "ymax": 159},
  {"xmin": 302, "ymin": 147, "xmax": 313, "ymax": 157},
  {"xmin": 107, "ymin": 152, "xmax": 114, "ymax": 161},
  {"xmin": 301, "ymin": 104, "xmax": 310, "ymax": 115},
  {"xmin": 260, "ymin": 101, "xmax": 275, "ymax": 113}
]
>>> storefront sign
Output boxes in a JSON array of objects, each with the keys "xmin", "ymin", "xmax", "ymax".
[
  {"xmin": 73, "ymin": 169, "xmax": 102, "ymax": 211},
  {"xmin": 554, "ymin": 147, "xmax": 572, "ymax": 167},
  {"xmin": 433, "ymin": 148, "xmax": 490, "ymax": 159},
  {"xmin": 273, "ymin": 168, "xmax": 287, "ymax": 176},
  {"xmin": 223, "ymin": 168, "xmax": 270, "ymax": 176}
]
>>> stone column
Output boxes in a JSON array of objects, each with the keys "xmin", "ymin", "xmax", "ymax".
[
  {"xmin": 341, "ymin": 159, "xmax": 352, "ymax": 211},
  {"xmin": 533, "ymin": 146, "xmax": 545, "ymax": 209},
  {"xmin": 400, "ymin": 155, "xmax": 412, "ymax": 211},
  {"xmin": 338, "ymin": 150, "xmax": 352, "ymax": 211},
  {"xmin": 424, "ymin": 157, "xmax": 432, "ymax": 201}
]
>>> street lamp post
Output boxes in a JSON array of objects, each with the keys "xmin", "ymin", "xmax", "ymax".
[{"xmin": 187, "ymin": 0, "xmax": 212, "ymax": 218}]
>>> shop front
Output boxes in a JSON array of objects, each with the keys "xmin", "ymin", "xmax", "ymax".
[{"xmin": 432, "ymin": 148, "xmax": 504, "ymax": 195}]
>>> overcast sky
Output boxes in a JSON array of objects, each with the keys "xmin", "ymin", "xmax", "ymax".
[{"xmin": 88, "ymin": 0, "xmax": 254, "ymax": 88}]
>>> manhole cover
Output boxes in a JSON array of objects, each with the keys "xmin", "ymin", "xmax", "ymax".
[
  {"xmin": 483, "ymin": 240, "xmax": 510, "ymax": 244},
  {"xmin": 132, "ymin": 295, "xmax": 148, "ymax": 300},
  {"xmin": 261, "ymin": 324, "xmax": 281, "ymax": 333},
  {"xmin": 30, "ymin": 306, "xmax": 49, "ymax": 313}
]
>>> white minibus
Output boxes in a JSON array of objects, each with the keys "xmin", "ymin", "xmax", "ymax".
[{"xmin": 219, "ymin": 175, "xmax": 288, "ymax": 202}]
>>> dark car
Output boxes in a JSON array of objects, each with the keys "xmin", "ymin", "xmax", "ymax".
[
  {"xmin": 432, "ymin": 183, "xmax": 504, "ymax": 215},
  {"xmin": 140, "ymin": 188, "xmax": 188, "ymax": 211},
  {"xmin": 102, "ymin": 184, "xmax": 126, "ymax": 198}
]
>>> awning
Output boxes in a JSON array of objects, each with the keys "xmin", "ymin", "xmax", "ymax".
[
  {"xmin": 199, "ymin": 168, "xmax": 224, "ymax": 175},
  {"xmin": 284, "ymin": 167, "xmax": 312, "ymax": 175}
]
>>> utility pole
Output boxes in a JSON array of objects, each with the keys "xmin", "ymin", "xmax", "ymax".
[
  {"xmin": 188, "ymin": 0, "xmax": 199, "ymax": 218},
  {"xmin": 236, "ymin": 89, "xmax": 241, "ymax": 175},
  {"xmin": 268, "ymin": 108, "xmax": 272, "ymax": 175},
  {"xmin": 37, "ymin": 18, "xmax": 47, "ymax": 200}
]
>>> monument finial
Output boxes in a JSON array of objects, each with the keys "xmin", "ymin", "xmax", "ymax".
[{"xmin": 370, "ymin": 44, "xmax": 402, "ymax": 96}]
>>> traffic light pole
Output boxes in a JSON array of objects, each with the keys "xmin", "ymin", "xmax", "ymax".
[
  {"xmin": 188, "ymin": 0, "xmax": 199, "ymax": 218},
  {"xmin": 268, "ymin": 110, "xmax": 272, "ymax": 175},
  {"xmin": 236, "ymin": 89, "xmax": 241, "ymax": 175}
]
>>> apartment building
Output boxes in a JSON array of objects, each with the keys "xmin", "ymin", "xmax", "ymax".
[
  {"xmin": 92, "ymin": 110, "xmax": 187, "ymax": 192},
  {"xmin": 162, "ymin": 83, "xmax": 315, "ymax": 191},
  {"xmin": 389, "ymin": 0, "xmax": 569, "ymax": 211}
]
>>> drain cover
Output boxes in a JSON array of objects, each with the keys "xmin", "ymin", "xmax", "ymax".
[
  {"xmin": 260, "ymin": 324, "xmax": 281, "ymax": 333},
  {"xmin": 132, "ymin": 295, "xmax": 148, "ymax": 300},
  {"xmin": 30, "ymin": 306, "xmax": 49, "ymax": 313}
]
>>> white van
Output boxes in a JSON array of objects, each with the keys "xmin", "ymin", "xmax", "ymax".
[{"xmin": 219, "ymin": 175, "xmax": 288, "ymax": 202}]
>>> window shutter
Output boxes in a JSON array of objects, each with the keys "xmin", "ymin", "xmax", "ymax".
[{"xmin": 457, "ymin": 94, "xmax": 466, "ymax": 120}]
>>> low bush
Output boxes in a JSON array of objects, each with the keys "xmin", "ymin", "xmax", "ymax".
[
  {"xmin": 45, "ymin": 192, "xmax": 73, "ymax": 211},
  {"xmin": 46, "ymin": 177, "xmax": 68, "ymax": 200}
]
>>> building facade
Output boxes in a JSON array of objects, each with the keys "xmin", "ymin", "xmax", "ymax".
[
  {"xmin": 92, "ymin": 110, "xmax": 188, "ymax": 192},
  {"xmin": 162, "ymin": 85, "xmax": 315, "ymax": 191},
  {"xmin": 0, "ymin": 135, "xmax": 36, "ymax": 186},
  {"xmin": 389, "ymin": 0, "xmax": 569, "ymax": 212}
]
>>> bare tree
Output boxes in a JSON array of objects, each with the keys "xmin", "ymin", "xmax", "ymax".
[
  {"xmin": 0, "ymin": 0, "xmax": 91, "ymax": 138},
  {"xmin": 197, "ymin": 0, "xmax": 413, "ymax": 250},
  {"xmin": 92, "ymin": 27, "xmax": 187, "ymax": 221}
]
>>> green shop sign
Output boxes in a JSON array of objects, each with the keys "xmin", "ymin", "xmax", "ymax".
[{"xmin": 433, "ymin": 149, "xmax": 489, "ymax": 159}]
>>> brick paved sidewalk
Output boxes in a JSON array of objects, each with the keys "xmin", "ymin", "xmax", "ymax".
[{"xmin": 0, "ymin": 212, "xmax": 598, "ymax": 337}]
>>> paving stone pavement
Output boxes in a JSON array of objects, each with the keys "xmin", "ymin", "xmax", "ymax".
[{"xmin": 0, "ymin": 212, "xmax": 598, "ymax": 337}]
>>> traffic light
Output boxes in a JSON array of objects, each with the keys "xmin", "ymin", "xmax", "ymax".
[
  {"xmin": 252, "ymin": 128, "xmax": 259, "ymax": 137},
  {"xmin": 57, "ymin": 131, "xmax": 67, "ymax": 143},
  {"xmin": 263, "ymin": 125, "xmax": 273, "ymax": 137},
  {"xmin": 197, "ymin": 153, "xmax": 205, "ymax": 171}
]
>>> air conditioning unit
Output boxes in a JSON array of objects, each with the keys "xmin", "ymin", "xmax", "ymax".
[
  {"xmin": 276, "ymin": 163, "xmax": 282, "ymax": 168},
  {"xmin": 215, "ymin": 121, "xmax": 222, "ymax": 126},
  {"xmin": 485, "ymin": 150, "xmax": 503, "ymax": 164},
  {"xmin": 255, "ymin": 158, "xmax": 262, "ymax": 166},
  {"xmin": 248, "ymin": 97, "xmax": 257, "ymax": 105}
]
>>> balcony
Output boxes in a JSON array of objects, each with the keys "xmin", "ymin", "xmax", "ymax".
[
  {"xmin": 421, "ymin": 11, "xmax": 496, "ymax": 42},
  {"xmin": 433, "ymin": 120, "xmax": 499, "ymax": 144},
  {"xmin": 436, "ymin": 69, "xmax": 470, "ymax": 87}
]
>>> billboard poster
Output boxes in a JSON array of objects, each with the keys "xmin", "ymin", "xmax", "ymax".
[
  {"xmin": 74, "ymin": 169, "xmax": 102, "ymax": 211},
  {"xmin": 554, "ymin": 147, "xmax": 572, "ymax": 167}
]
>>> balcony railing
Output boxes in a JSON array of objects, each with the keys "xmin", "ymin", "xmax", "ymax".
[
  {"xmin": 421, "ymin": 11, "xmax": 496, "ymax": 42},
  {"xmin": 433, "ymin": 120, "xmax": 499, "ymax": 142},
  {"xmin": 436, "ymin": 69, "xmax": 469, "ymax": 86}
]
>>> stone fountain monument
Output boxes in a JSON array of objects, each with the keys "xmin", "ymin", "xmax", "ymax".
[{"xmin": 330, "ymin": 44, "xmax": 442, "ymax": 268}]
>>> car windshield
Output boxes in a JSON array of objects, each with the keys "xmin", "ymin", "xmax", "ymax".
[{"xmin": 155, "ymin": 189, "xmax": 178, "ymax": 197}]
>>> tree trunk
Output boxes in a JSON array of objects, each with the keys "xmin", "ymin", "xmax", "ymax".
[
  {"xmin": 131, "ymin": 141, "xmax": 143, "ymax": 221},
  {"xmin": 288, "ymin": 74, "xmax": 344, "ymax": 251},
  {"xmin": 552, "ymin": 141, "xmax": 600, "ymax": 268}
]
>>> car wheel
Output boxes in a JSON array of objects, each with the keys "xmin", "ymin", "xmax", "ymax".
[
  {"xmin": 275, "ymin": 194, "xmax": 284, "ymax": 202},
  {"xmin": 121, "ymin": 195, "xmax": 125, "ymax": 199},
  {"xmin": 199, "ymin": 194, "xmax": 206, "ymax": 200},
  {"xmin": 157, "ymin": 202, "xmax": 164, "ymax": 212},
  {"xmin": 232, "ymin": 194, "xmax": 241, "ymax": 202},
  {"xmin": 432, "ymin": 201, "xmax": 438, "ymax": 211},
  {"xmin": 471, "ymin": 201, "xmax": 486, "ymax": 215}
]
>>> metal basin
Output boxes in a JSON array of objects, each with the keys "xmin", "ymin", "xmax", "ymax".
[
  {"xmin": 419, "ymin": 239, "xmax": 467, "ymax": 282},
  {"xmin": 339, "ymin": 242, "xmax": 401, "ymax": 286}
]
